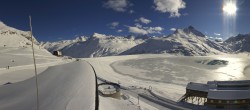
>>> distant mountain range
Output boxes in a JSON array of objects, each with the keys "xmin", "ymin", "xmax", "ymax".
[
  {"xmin": 1, "ymin": 21, "xmax": 249, "ymax": 58},
  {"xmin": 40, "ymin": 33, "xmax": 144, "ymax": 58},
  {"xmin": 40, "ymin": 26, "xmax": 232, "ymax": 57}
]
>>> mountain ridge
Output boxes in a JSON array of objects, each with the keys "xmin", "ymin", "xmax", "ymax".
[{"xmin": 0, "ymin": 21, "xmax": 39, "ymax": 48}]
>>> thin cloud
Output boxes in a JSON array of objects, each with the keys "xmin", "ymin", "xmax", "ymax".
[
  {"xmin": 135, "ymin": 17, "xmax": 152, "ymax": 24},
  {"xmin": 127, "ymin": 24, "xmax": 164, "ymax": 35},
  {"xmin": 170, "ymin": 28, "xmax": 176, "ymax": 31},
  {"xmin": 103, "ymin": 0, "xmax": 132, "ymax": 12},
  {"xmin": 117, "ymin": 29, "xmax": 123, "ymax": 33},
  {"xmin": 214, "ymin": 33, "xmax": 221, "ymax": 36},
  {"xmin": 183, "ymin": 13, "xmax": 189, "ymax": 16},
  {"xmin": 108, "ymin": 22, "xmax": 119, "ymax": 29},
  {"xmin": 153, "ymin": 0, "xmax": 186, "ymax": 17},
  {"xmin": 129, "ymin": 10, "xmax": 135, "ymax": 14}
]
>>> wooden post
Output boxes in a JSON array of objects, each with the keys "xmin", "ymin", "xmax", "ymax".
[
  {"xmin": 198, "ymin": 97, "xmax": 200, "ymax": 105},
  {"xmin": 29, "ymin": 16, "xmax": 39, "ymax": 110},
  {"xmin": 192, "ymin": 96, "xmax": 194, "ymax": 104},
  {"xmin": 138, "ymin": 95, "xmax": 140, "ymax": 105}
]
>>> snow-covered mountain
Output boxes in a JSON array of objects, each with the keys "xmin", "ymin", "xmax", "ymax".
[
  {"xmin": 224, "ymin": 34, "xmax": 250, "ymax": 52},
  {"xmin": 42, "ymin": 26, "xmax": 231, "ymax": 58},
  {"xmin": 122, "ymin": 26, "xmax": 228, "ymax": 56},
  {"xmin": 40, "ymin": 36, "xmax": 88, "ymax": 52},
  {"xmin": 0, "ymin": 21, "xmax": 38, "ymax": 47},
  {"xmin": 61, "ymin": 33, "xmax": 144, "ymax": 58}
]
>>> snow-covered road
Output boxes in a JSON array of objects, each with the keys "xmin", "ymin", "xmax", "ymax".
[{"xmin": 0, "ymin": 61, "xmax": 97, "ymax": 110}]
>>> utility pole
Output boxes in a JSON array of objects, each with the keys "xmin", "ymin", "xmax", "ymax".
[{"xmin": 29, "ymin": 16, "xmax": 39, "ymax": 110}]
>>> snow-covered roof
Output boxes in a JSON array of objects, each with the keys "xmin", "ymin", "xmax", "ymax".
[
  {"xmin": 186, "ymin": 82, "xmax": 209, "ymax": 92},
  {"xmin": 208, "ymin": 80, "xmax": 250, "ymax": 87},
  {"xmin": 208, "ymin": 90, "xmax": 250, "ymax": 100}
]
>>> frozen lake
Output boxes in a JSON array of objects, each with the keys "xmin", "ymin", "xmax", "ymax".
[
  {"xmin": 111, "ymin": 56, "xmax": 250, "ymax": 86},
  {"xmin": 86, "ymin": 54, "xmax": 250, "ymax": 101}
]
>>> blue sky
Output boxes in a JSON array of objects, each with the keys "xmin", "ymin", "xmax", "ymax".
[{"xmin": 0, "ymin": 0, "xmax": 249, "ymax": 41}]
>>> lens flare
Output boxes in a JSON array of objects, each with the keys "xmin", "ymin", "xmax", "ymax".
[
  {"xmin": 223, "ymin": 2, "xmax": 237, "ymax": 15},
  {"xmin": 222, "ymin": 0, "xmax": 237, "ymax": 38}
]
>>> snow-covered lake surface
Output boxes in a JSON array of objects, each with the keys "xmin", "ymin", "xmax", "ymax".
[{"xmin": 112, "ymin": 56, "xmax": 249, "ymax": 85}]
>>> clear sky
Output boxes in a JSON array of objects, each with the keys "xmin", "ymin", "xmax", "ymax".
[{"xmin": 0, "ymin": 0, "xmax": 249, "ymax": 41}]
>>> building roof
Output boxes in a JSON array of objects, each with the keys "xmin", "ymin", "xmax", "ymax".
[
  {"xmin": 208, "ymin": 89, "xmax": 250, "ymax": 100},
  {"xmin": 186, "ymin": 82, "xmax": 209, "ymax": 92},
  {"xmin": 186, "ymin": 80, "xmax": 250, "ymax": 100},
  {"xmin": 208, "ymin": 80, "xmax": 250, "ymax": 87}
]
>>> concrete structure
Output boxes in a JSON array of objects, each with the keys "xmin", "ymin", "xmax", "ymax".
[
  {"xmin": 98, "ymin": 83, "xmax": 121, "ymax": 99},
  {"xmin": 180, "ymin": 80, "xmax": 250, "ymax": 109}
]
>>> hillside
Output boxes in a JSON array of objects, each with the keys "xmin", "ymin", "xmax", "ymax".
[{"xmin": 0, "ymin": 21, "xmax": 38, "ymax": 48}]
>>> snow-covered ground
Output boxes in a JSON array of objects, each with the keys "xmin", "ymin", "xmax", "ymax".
[
  {"xmin": 1, "ymin": 44, "xmax": 250, "ymax": 109},
  {"xmin": 0, "ymin": 47, "xmax": 68, "ymax": 85},
  {"xmin": 85, "ymin": 54, "xmax": 250, "ymax": 102},
  {"xmin": 0, "ymin": 61, "xmax": 97, "ymax": 110},
  {"xmin": 0, "ymin": 46, "xmax": 158, "ymax": 110}
]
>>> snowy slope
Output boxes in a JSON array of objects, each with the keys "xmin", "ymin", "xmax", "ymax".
[
  {"xmin": 0, "ymin": 21, "xmax": 67, "ymax": 84},
  {"xmin": 0, "ymin": 21, "xmax": 38, "ymax": 48},
  {"xmin": 0, "ymin": 46, "xmax": 67, "ymax": 85},
  {"xmin": 61, "ymin": 33, "xmax": 144, "ymax": 58},
  {"xmin": 224, "ymin": 34, "xmax": 250, "ymax": 52},
  {"xmin": 0, "ymin": 61, "xmax": 96, "ymax": 110},
  {"xmin": 40, "ymin": 36, "xmax": 88, "ymax": 52},
  {"xmin": 122, "ymin": 26, "xmax": 228, "ymax": 56}
]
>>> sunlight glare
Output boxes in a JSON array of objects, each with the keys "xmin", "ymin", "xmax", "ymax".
[{"xmin": 223, "ymin": 2, "xmax": 237, "ymax": 15}]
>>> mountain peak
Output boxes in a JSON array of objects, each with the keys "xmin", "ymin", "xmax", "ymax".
[
  {"xmin": 187, "ymin": 25, "xmax": 195, "ymax": 30},
  {"xmin": 92, "ymin": 33, "xmax": 108, "ymax": 39},
  {"xmin": 183, "ymin": 25, "xmax": 205, "ymax": 37}
]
